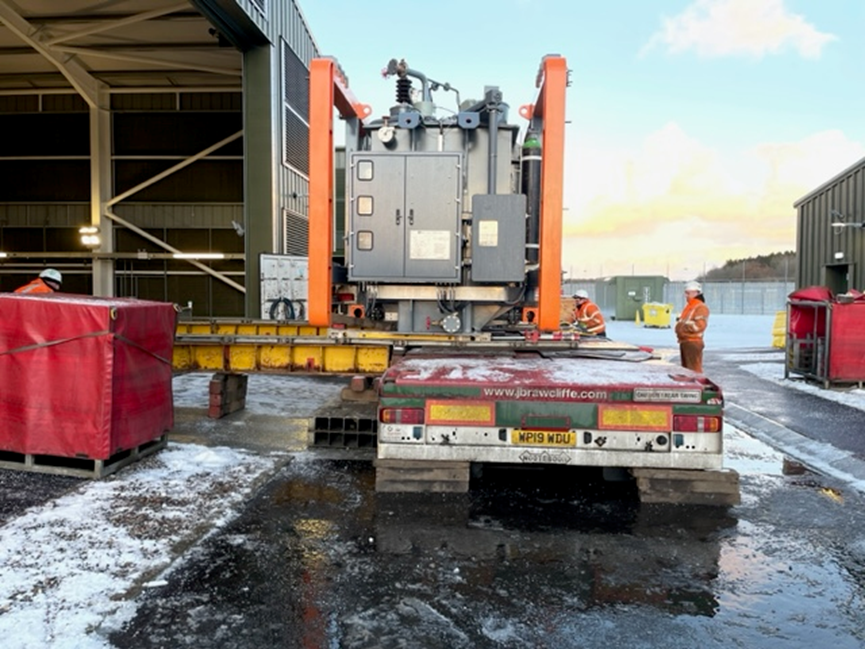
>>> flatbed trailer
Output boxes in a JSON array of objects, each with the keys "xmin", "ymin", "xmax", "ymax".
[{"xmin": 375, "ymin": 347, "xmax": 739, "ymax": 505}]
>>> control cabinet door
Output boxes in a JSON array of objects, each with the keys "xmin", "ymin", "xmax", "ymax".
[
  {"xmin": 404, "ymin": 153, "xmax": 461, "ymax": 281},
  {"xmin": 348, "ymin": 154, "xmax": 405, "ymax": 280}
]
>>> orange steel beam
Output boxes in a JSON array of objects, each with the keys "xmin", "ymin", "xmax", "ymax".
[
  {"xmin": 534, "ymin": 56, "xmax": 567, "ymax": 332},
  {"xmin": 307, "ymin": 58, "xmax": 369, "ymax": 327}
]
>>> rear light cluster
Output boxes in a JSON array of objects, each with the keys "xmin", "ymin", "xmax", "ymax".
[
  {"xmin": 380, "ymin": 408, "xmax": 425, "ymax": 424},
  {"xmin": 673, "ymin": 415, "xmax": 721, "ymax": 432}
]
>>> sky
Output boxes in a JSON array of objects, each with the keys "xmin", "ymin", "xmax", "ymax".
[{"xmin": 300, "ymin": 0, "xmax": 865, "ymax": 280}]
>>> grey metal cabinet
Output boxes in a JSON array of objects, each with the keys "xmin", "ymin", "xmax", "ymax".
[{"xmin": 348, "ymin": 152, "xmax": 462, "ymax": 282}]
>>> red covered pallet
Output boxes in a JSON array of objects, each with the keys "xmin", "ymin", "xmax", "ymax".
[
  {"xmin": 786, "ymin": 287, "xmax": 865, "ymax": 388},
  {"xmin": 0, "ymin": 294, "xmax": 177, "ymax": 477}
]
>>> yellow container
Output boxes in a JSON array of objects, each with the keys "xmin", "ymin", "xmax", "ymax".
[
  {"xmin": 772, "ymin": 310, "xmax": 786, "ymax": 349},
  {"xmin": 641, "ymin": 302, "xmax": 673, "ymax": 328}
]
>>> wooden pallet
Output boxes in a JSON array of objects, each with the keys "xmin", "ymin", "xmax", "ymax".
[
  {"xmin": 0, "ymin": 435, "xmax": 168, "ymax": 480},
  {"xmin": 374, "ymin": 459, "xmax": 470, "ymax": 493},
  {"xmin": 631, "ymin": 467, "xmax": 740, "ymax": 506}
]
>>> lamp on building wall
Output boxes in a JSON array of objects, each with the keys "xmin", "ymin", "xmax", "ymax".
[
  {"xmin": 172, "ymin": 252, "xmax": 225, "ymax": 260},
  {"xmin": 79, "ymin": 225, "xmax": 101, "ymax": 248},
  {"xmin": 831, "ymin": 209, "xmax": 864, "ymax": 233}
]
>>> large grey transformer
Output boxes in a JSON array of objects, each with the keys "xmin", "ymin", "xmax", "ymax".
[{"xmin": 343, "ymin": 59, "xmax": 540, "ymax": 334}]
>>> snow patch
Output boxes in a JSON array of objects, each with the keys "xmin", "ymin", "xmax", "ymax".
[{"xmin": 0, "ymin": 443, "xmax": 280, "ymax": 648}]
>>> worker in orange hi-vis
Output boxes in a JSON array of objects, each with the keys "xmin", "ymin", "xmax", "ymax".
[
  {"xmin": 573, "ymin": 289, "xmax": 606, "ymax": 336},
  {"xmin": 13, "ymin": 268, "xmax": 63, "ymax": 294},
  {"xmin": 675, "ymin": 280, "xmax": 709, "ymax": 373}
]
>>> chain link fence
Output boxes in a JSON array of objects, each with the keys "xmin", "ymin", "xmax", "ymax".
[{"xmin": 563, "ymin": 280, "xmax": 794, "ymax": 316}]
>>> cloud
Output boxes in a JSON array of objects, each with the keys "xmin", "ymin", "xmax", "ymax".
[
  {"xmin": 642, "ymin": 0, "xmax": 837, "ymax": 59},
  {"xmin": 563, "ymin": 126, "xmax": 864, "ymax": 279}
]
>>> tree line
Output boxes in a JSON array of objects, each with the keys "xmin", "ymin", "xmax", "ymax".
[{"xmin": 699, "ymin": 251, "xmax": 796, "ymax": 282}]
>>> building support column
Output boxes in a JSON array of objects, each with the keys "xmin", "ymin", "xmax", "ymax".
[
  {"xmin": 243, "ymin": 45, "xmax": 277, "ymax": 318},
  {"xmin": 90, "ymin": 84, "xmax": 113, "ymax": 296}
]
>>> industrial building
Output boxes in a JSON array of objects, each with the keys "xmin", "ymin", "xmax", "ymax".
[
  {"xmin": 0, "ymin": 0, "xmax": 317, "ymax": 317},
  {"xmin": 794, "ymin": 156, "xmax": 865, "ymax": 294}
]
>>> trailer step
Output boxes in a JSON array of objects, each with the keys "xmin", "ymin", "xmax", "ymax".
[
  {"xmin": 631, "ymin": 467, "xmax": 740, "ymax": 506},
  {"xmin": 0, "ymin": 435, "xmax": 168, "ymax": 480},
  {"xmin": 374, "ymin": 459, "xmax": 470, "ymax": 493}
]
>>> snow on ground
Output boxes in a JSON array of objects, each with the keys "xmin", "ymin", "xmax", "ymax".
[
  {"xmin": 0, "ymin": 444, "xmax": 282, "ymax": 649},
  {"xmin": 739, "ymin": 362, "xmax": 865, "ymax": 413},
  {"xmin": 608, "ymin": 314, "xmax": 865, "ymax": 410},
  {"xmin": 1, "ymin": 313, "xmax": 863, "ymax": 647},
  {"xmin": 605, "ymin": 313, "xmax": 779, "ymax": 351}
]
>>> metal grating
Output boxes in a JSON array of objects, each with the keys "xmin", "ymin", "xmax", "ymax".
[
  {"xmin": 283, "ymin": 40, "xmax": 309, "ymax": 118},
  {"xmin": 283, "ymin": 208, "xmax": 308, "ymax": 256},
  {"xmin": 284, "ymin": 106, "xmax": 309, "ymax": 173}
]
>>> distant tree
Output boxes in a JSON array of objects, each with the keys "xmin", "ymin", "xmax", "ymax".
[{"xmin": 700, "ymin": 251, "xmax": 796, "ymax": 282}]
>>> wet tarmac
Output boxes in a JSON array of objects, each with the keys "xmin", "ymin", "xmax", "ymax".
[
  {"xmin": 109, "ymin": 431, "xmax": 865, "ymax": 649},
  {"xmin": 5, "ymin": 353, "xmax": 865, "ymax": 648}
]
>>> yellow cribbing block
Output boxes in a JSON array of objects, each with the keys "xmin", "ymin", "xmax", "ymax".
[
  {"xmin": 298, "ymin": 326, "xmax": 320, "ymax": 336},
  {"xmin": 259, "ymin": 345, "xmax": 292, "ymax": 370},
  {"xmin": 236, "ymin": 324, "xmax": 258, "ymax": 335},
  {"xmin": 772, "ymin": 310, "xmax": 786, "ymax": 349},
  {"xmin": 292, "ymin": 345, "xmax": 323, "ymax": 370},
  {"xmin": 257, "ymin": 324, "xmax": 278, "ymax": 335},
  {"xmin": 188, "ymin": 323, "xmax": 212, "ymax": 335},
  {"xmin": 228, "ymin": 345, "xmax": 257, "ymax": 371},
  {"xmin": 173, "ymin": 346, "xmax": 193, "ymax": 371},
  {"xmin": 324, "ymin": 346, "xmax": 357, "ymax": 372},
  {"xmin": 357, "ymin": 347, "xmax": 390, "ymax": 373},
  {"xmin": 194, "ymin": 345, "xmax": 225, "ymax": 371},
  {"xmin": 641, "ymin": 303, "xmax": 673, "ymax": 328},
  {"xmin": 277, "ymin": 325, "xmax": 300, "ymax": 335},
  {"xmin": 215, "ymin": 323, "xmax": 237, "ymax": 335}
]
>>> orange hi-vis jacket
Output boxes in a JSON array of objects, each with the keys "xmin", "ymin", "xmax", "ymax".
[
  {"xmin": 676, "ymin": 298, "xmax": 709, "ymax": 343},
  {"xmin": 13, "ymin": 278, "xmax": 55, "ymax": 294},
  {"xmin": 576, "ymin": 300, "xmax": 606, "ymax": 334}
]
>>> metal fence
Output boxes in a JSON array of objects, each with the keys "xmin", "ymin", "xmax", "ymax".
[{"xmin": 563, "ymin": 280, "xmax": 794, "ymax": 316}]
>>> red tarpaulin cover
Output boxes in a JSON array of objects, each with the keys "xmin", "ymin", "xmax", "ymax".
[
  {"xmin": 828, "ymin": 302, "xmax": 865, "ymax": 381},
  {"xmin": 787, "ymin": 286, "xmax": 833, "ymax": 339},
  {"xmin": 0, "ymin": 294, "xmax": 176, "ymax": 459}
]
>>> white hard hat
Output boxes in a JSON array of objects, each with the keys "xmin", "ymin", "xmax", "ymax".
[
  {"xmin": 573, "ymin": 289, "xmax": 589, "ymax": 299},
  {"xmin": 684, "ymin": 280, "xmax": 701, "ymax": 292},
  {"xmin": 40, "ymin": 268, "xmax": 63, "ymax": 284}
]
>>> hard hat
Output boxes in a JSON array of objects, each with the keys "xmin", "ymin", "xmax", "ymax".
[
  {"xmin": 684, "ymin": 280, "xmax": 702, "ymax": 292},
  {"xmin": 573, "ymin": 289, "xmax": 589, "ymax": 299},
  {"xmin": 40, "ymin": 268, "xmax": 63, "ymax": 284}
]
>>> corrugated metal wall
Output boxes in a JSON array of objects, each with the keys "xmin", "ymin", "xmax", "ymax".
[{"xmin": 795, "ymin": 157, "xmax": 865, "ymax": 293}]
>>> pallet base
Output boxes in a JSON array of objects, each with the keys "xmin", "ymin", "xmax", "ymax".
[
  {"xmin": 0, "ymin": 435, "xmax": 168, "ymax": 479},
  {"xmin": 632, "ymin": 467, "xmax": 740, "ymax": 506},
  {"xmin": 375, "ymin": 458, "xmax": 470, "ymax": 493}
]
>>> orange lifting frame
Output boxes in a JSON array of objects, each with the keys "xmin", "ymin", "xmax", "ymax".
[
  {"xmin": 531, "ymin": 55, "xmax": 567, "ymax": 332},
  {"xmin": 308, "ymin": 58, "xmax": 369, "ymax": 327},
  {"xmin": 307, "ymin": 56, "xmax": 567, "ymax": 332}
]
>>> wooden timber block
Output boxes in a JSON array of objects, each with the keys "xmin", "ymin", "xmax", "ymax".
[
  {"xmin": 208, "ymin": 372, "xmax": 248, "ymax": 419},
  {"xmin": 631, "ymin": 468, "xmax": 740, "ymax": 507},
  {"xmin": 374, "ymin": 458, "xmax": 470, "ymax": 494}
]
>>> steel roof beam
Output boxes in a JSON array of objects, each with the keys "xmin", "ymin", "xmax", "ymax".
[
  {"xmin": 53, "ymin": 45, "xmax": 241, "ymax": 77},
  {"xmin": 0, "ymin": 0, "xmax": 101, "ymax": 107},
  {"xmin": 43, "ymin": 3, "xmax": 190, "ymax": 46}
]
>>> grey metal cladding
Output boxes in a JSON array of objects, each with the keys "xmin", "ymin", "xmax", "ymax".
[{"xmin": 471, "ymin": 194, "xmax": 527, "ymax": 283}]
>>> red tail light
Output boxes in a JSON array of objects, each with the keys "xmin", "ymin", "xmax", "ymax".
[
  {"xmin": 380, "ymin": 408, "xmax": 425, "ymax": 424},
  {"xmin": 673, "ymin": 415, "xmax": 721, "ymax": 432}
]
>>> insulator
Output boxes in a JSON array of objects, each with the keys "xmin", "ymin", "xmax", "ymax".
[{"xmin": 396, "ymin": 77, "xmax": 412, "ymax": 104}]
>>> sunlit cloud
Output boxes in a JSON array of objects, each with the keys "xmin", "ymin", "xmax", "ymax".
[
  {"xmin": 563, "ymin": 125, "xmax": 864, "ymax": 279},
  {"xmin": 642, "ymin": 0, "xmax": 837, "ymax": 59}
]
